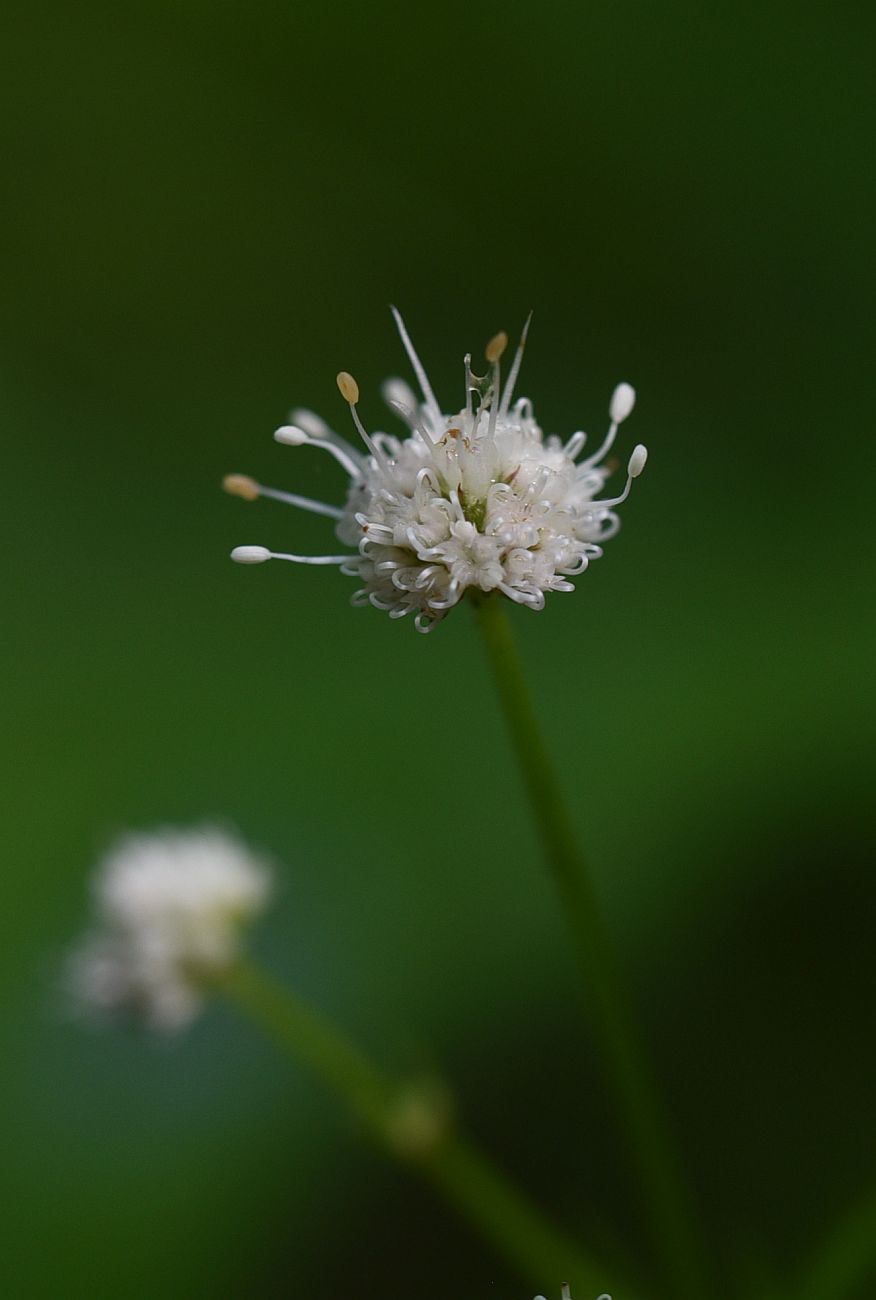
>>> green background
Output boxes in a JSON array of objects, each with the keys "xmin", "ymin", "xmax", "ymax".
[{"xmin": 2, "ymin": 2, "xmax": 874, "ymax": 1296}]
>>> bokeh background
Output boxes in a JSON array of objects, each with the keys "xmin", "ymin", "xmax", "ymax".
[{"xmin": 2, "ymin": 2, "xmax": 874, "ymax": 1297}]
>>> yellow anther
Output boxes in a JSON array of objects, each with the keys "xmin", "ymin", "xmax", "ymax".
[
  {"xmin": 336, "ymin": 371, "xmax": 360, "ymax": 404},
  {"xmin": 485, "ymin": 331, "xmax": 508, "ymax": 363},
  {"xmin": 222, "ymin": 473, "xmax": 260, "ymax": 501}
]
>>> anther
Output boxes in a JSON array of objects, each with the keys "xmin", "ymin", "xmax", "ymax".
[
  {"xmin": 336, "ymin": 371, "xmax": 360, "ymax": 404},
  {"xmin": 609, "ymin": 382, "xmax": 636, "ymax": 424},
  {"xmin": 485, "ymin": 331, "xmax": 508, "ymax": 364},
  {"xmin": 628, "ymin": 444, "xmax": 648, "ymax": 477},
  {"xmin": 222, "ymin": 473, "xmax": 260, "ymax": 502},
  {"xmin": 274, "ymin": 425, "xmax": 308, "ymax": 446},
  {"xmin": 231, "ymin": 546, "xmax": 271, "ymax": 564}
]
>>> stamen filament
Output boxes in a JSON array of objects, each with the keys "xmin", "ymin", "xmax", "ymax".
[
  {"xmin": 485, "ymin": 331, "xmax": 508, "ymax": 441},
  {"xmin": 390, "ymin": 306, "xmax": 441, "ymax": 421},
  {"xmin": 385, "ymin": 398, "xmax": 436, "ymax": 447},
  {"xmin": 267, "ymin": 549, "xmax": 351, "ymax": 565},
  {"xmin": 499, "ymin": 311, "xmax": 533, "ymax": 416},
  {"xmin": 258, "ymin": 485, "xmax": 343, "ymax": 519}
]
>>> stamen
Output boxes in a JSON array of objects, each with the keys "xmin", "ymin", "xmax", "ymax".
[
  {"xmin": 390, "ymin": 306, "xmax": 441, "ymax": 421},
  {"xmin": 589, "ymin": 445, "xmax": 647, "ymax": 508},
  {"xmin": 223, "ymin": 472, "xmax": 342, "ymax": 519},
  {"xmin": 231, "ymin": 545, "xmax": 350, "ymax": 566},
  {"xmin": 499, "ymin": 311, "xmax": 533, "ymax": 415},
  {"xmin": 336, "ymin": 371, "xmax": 391, "ymax": 469},
  {"xmin": 274, "ymin": 425, "xmax": 362, "ymax": 479},
  {"xmin": 579, "ymin": 381, "xmax": 637, "ymax": 468}
]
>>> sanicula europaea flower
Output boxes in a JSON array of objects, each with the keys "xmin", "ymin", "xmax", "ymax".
[
  {"xmin": 68, "ymin": 827, "xmax": 271, "ymax": 1031},
  {"xmin": 225, "ymin": 310, "xmax": 647, "ymax": 632}
]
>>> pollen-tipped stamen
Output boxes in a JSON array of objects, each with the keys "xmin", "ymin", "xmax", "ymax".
[
  {"xmin": 579, "ymin": 381, "xmax": 637, "ymax": 468},
  {"xmin": 336, "ymin": 371, "xmax": 393, "ymax": 472},
  {"xmin": 231, "ymin": 545, "xmax": 350, "ymax": 566},
  {"xmin": 223, "ymin": 473, "xmax": 343, "ymax": 520},
  {"xmin": 590, "ymin": 444, "xmax": 648, "ymax": 508}
]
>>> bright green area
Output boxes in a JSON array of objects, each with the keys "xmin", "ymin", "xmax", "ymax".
[{"xmin": 2, "ymin": 2, "xmax": 874, "ymax": 1297}]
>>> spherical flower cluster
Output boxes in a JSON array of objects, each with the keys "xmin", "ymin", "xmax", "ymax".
[
  {"xmin": 225, "ymin": 310, "xmax": 647, "ymax": 633},
  {"xmin": 68, "ymin": 827, "xmax": 271, "ymax": 1031}
]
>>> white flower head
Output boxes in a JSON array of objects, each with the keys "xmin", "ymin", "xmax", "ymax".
[
  {"xmin": 226, "ymin": 310, "xmax": 647, "ymax": 633},
  {"xmin": 68, "ymin": 827, "xmax": 271, "ymax": 1031}
]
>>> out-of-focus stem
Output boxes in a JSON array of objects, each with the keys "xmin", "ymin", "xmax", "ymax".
[{"xmin": 220, "ymin": 959, "xmax": 617, "ymax": 1295}]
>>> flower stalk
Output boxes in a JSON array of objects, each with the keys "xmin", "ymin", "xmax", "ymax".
[
  {"xmin": 472, "ymin": 592, "xmax": 705, "ymax": 1300},
  {"xmin": 220, "ymin": 958, "xmax": 615, "ymax": 1295}
]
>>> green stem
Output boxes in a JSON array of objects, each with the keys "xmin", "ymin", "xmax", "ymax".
[
  {"xmin": 795, "ymin": 1186, "xmax": 876, "ymax": 1300},
  {"xmin": 472, "ymin": 593, "xmax": 705, "ymax": 1300},
  {"xmin": 220, "ymin": 959, "xmax": 616, "ymax": 1295}
]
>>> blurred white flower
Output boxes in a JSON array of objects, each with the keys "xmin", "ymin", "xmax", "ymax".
[
  {"xmin": 68, "ymin": 827, "xmax": 271, "ymax": 1031},
  {"xmin": 226, "ymin": 311, "xmax": 646, "ymax": 633}
]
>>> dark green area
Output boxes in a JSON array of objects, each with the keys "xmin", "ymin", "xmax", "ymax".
[{"xmin": 2, "ymin": 2, "xmax": 874, "ymax": 1296}]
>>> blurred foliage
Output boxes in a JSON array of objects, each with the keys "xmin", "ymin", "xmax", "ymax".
[{"xmin": 1, "ymin": 1, "xmax": 874, "ymax": 1296}]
